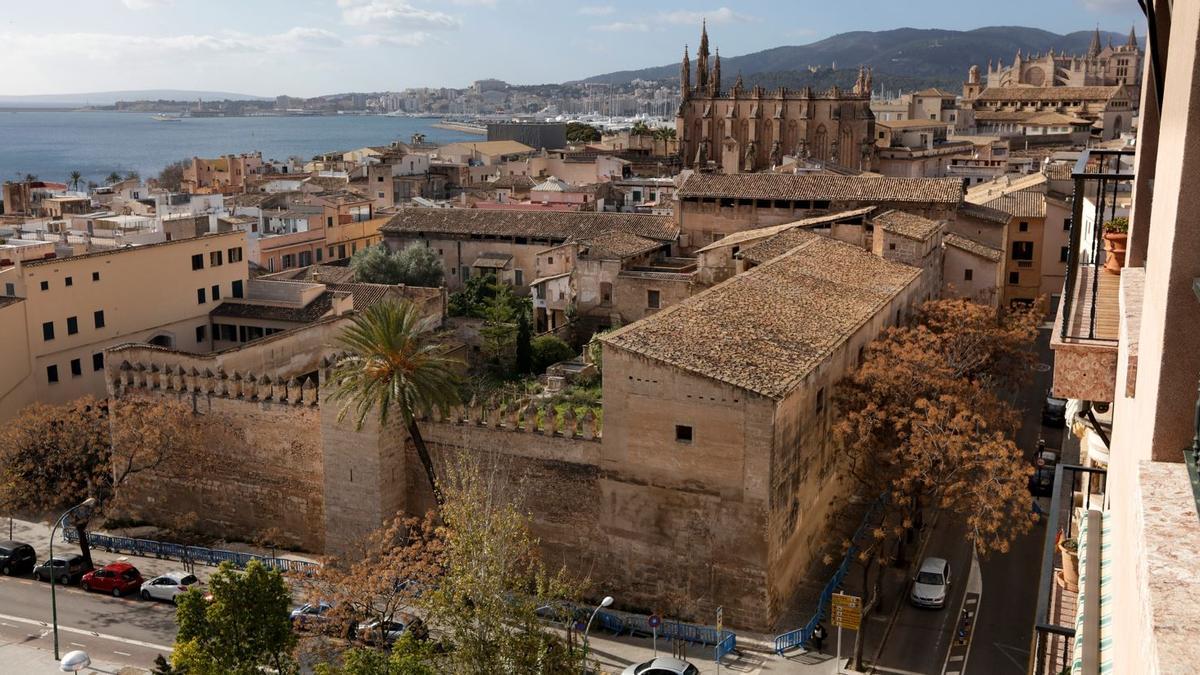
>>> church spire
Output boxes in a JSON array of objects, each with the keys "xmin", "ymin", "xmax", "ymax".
[
  {"xmin": 1088, "ymin": 25, "xmax": 1102, "ymax": 57},
  {"xmin": 710, "ymin": 47, "xmax": 721, "ymax": 96},
  {"xmin": 680, "ymin": 45, "xmax": 691, "ymax": 99},
  {"xmin": 1127, "ymin": 24, "xmax": 1138, "ymax": 49},
  {"xmin": 696, "ymin": 20, "xmax": 709, "ymax": 92}
]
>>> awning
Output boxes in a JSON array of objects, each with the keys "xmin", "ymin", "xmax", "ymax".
[
  {"xmin": 1071, "ymin": 509, "xmax": 1113, "ymax": 675},
  {"xmin": 472, "ymin": 253, "xmax": 512, "ymax": 269}
]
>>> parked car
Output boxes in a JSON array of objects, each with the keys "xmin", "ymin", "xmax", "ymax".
[
  {"xmin": 140, "ymin": 572, "xmax": 200, "ymax": 603},
  {"xmin": 354, "ymin": 614, "xmax": 418, "ymax": 646},
  {"xmin": 82, "ymin": 562, "xmax": 144, "ymax": 597},
  {"xmin": 909, "ymin": 556, "xmax": 952, "ymax": 609},
  {"xmin": 1029, "ymin": 465, "xmax": 1056, "ymax": 497},
  {"xmin": 33, "ymin": 554, "xmax": 92, "ymax": 585},
  {"xmin": 620, "ymin": 656, "xmax": 700, "ymax": 675},
  {"xmin": 0, "ymin": 541, "xmax": 37, "ymax": 576},
  {"xmin": 1042, "ymin": 392, "xmax": 1067, "ymax": 426},
  {"xmin": 290, "ymin": 601, "xmax": 334, "ymax": 630}
]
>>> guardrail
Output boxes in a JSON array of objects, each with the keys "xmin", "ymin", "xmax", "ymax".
[
  {"xmin": 573, "ymin": 607, "xmax": 735, "ymax": 649},
  {"xmin": 61, "ymin": 529, "xmax": 319, "ymax": 574}
]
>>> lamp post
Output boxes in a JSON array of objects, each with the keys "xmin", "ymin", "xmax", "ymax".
[
  {"xmin": 581, "ymin": 595, "xmax": 613, "ymax": 675},
  {"xmin": 50, "ymin": 497, "xmax": 96, "ymax": 660}
]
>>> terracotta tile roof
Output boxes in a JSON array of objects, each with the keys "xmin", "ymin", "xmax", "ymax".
[
  {"xmin": 872, "ymin": 209, "xmax": 943, "ymax": 242},
  {"xmin": 677, "ymin": 173, "xmax": 963, "ymax": 204},
  {"xmin": 958, "ymin": 202, "xmax": 1012, "ymax": 224},
  {"xmin": 577, "ymin": 230, "xmax": 665, "ymax": 260},
  {"xmin": 975, "ymin": 86, "xmax": 1124, "ymax": 102},
  {"xmin": 976, "ymin": 110, "xmax": 1091, "ymax": 125},
  {"xmin": 488, "ymin": 175, "xmax": 537, "ymax": 190},
  {"xmin": 264, "ymin": 264, "xmax": 357, "ymax": 284},
  {"xmin": 944, "ymin": 233, "xmax": 1003, "ymax": 262},
  {"xmin": 1044, "ymin": 162, "xmax": 1073, "ymax": 180},
  {"xmin": 979, "ymin": 190, "xmax": 1046, "ymax": 219},
  {"xmin": 602, "ymin": 236, "xmax": 921, "ymax": 399},
  {"xmin": 915, "ymin": 88, "xmax": 958, "ymax": 97},
  {"xmin": 322, "ymin": 282, "xmax": 393, "ymax": 309},
  {"xmin": 695, "ymin": 207, "xmax": 875, "ymax": 254},
  {"xmin": 437, "ymin": 140, "xmax": 534, "ymax": 156},
  {"xmin": 210, "ymin": 291, "xmax": 336, "ymax": 323},
  {"xmin": 472, "ymin": 252, "xmax": 513, "ymax": 268},
  {"xmin": 737, "ymin": 229, "xmax": 822, "ymax": 266},
  {"xmin": 381, "ymin": 208, "xmax": 678, "ymax": 243},
  {"xmin": 877, "ymin": 119, "xmax": 952, "ymax": 129}
]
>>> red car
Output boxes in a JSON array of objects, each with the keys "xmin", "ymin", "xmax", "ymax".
[{"xmin": 81, "ymin": 562, "xmax": 144, "ymax": 597}]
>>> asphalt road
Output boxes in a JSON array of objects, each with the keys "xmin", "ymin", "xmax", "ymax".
[
  {"xmin": 873, "ymin": 325, "xmax": 1060, "ymax": 675},
  {"xmin": 0, "ymin": 572, "xmax": 177, "ymax": 668}
]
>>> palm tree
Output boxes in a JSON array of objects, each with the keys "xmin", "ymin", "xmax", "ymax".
[
  {"xmin": 68, "ymin": 171, "xmax": 82, "ymax": 191},
  {"xmin": 327, "ymin": 299, "xmax": 461, "ymax": 507},
  {"xmin": 105, "ymin": 171, "xmax": 122, "ymax": 185}
]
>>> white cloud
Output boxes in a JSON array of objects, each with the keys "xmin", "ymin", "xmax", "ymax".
[
  {"xmin": 1079, "ymin": 0, "xmax": 1130, "ymax": 11},
  {"xmin": 0, "ymin": 27, "xmax": 344, "ymax": 60},
  {"xmin": 592, "ymin": 22, "xmax": 649, "ymax": 33},
  {"xmin": 578, "ymin": 5, "xmax": 615, "ymax": 15},
  {"xmin": 353, "ymin": 31, "xmax": 432, "ymax": 47},
  {"xmin": 657, "ymin": 7, "xmax": 755, "ymax": 25},
  {"xmin": 121, "ymin": 0, "xmax": 171, "ymax": 9},
  {"xmin": 336, "ymin": 0, "xmax": 460, "ymax": 30}
]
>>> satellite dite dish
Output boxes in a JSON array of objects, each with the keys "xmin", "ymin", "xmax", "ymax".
[{"xmin": 60, "ymin": 650, "xmax": 91, "ymax": 672}]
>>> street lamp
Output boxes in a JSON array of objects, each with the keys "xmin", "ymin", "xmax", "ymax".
[
  {"xmin": 50, "ymin": 497, "xmax": 96, "ymax": 660},
  {"xmin": 581, "ymin": 595, "xmax": 613, "ymax": 675}
]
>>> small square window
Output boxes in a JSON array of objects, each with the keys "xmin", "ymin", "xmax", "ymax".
[
  {"xmin": 1060, "ymin": 246, "xmax": 1069, "ymax": 263},
  {"xmin": 647, "ymin": 290, "xmax": 661, "ymax": 309},
  {"xmin": 211, "ymin": 284, "xmax": 220, "ymax": 301},
  {"xmin": 66, "ymin": 316, "xmax": 78, "ymax": 335},
  {"xmin": 40, "ymin": 280, "xmax": 49, "ymax": 291},
  {"xmin": 42, "ymin": 321, "xmax": 54, "ymax": 341},
  {"xmin": 92, "ymin": 352, "xmax": 104, "ymax": 371},
  {"xmin": 65, "ymin": 276, "xmax": 73, "ymax": 287},
  {"xmin": 70, "ymin": 358, "xmax": 82, "ymax": 377},
  {"xmin": 232, "ymin": 280, "xmax": 244, "ymax": 298},
  {"xmin": 94, "ymin": 310, "xmax": 105, "ymax": 329},
  {"xmin": 196, "ymin": 325, "xmax": 207, "ymax": 343},
  {"xmin": 191, "ymin": 253, "xmax": 204, "ymax": 270},
  {"xmin": 964, "ymin": 269, "xmax": 974, "ymax": 281},
  {"xmin": 675, "ymin": 424, "xmax": 693, "ymax": 443},
  {"xmin": 1018, "ymin": 221, "xmax": 1029, "ymax": 232},
  {"xmin": 197, "ymin": 288, "xmax": 206, "ymax": 304},
  {"xmin": 889, "ymin": 243, "xmax": 896, "ymax": 250},
  {"xmin": 1009, "ymin": 271, "xmax": 1020, "ymax": 285},
  {"xmin": 46, "ymin": 365, "xmax": 59, "ymax": 384},
  {"xmin": 92, "ymin": 271, "xmax": 100, "ymax": 281}
]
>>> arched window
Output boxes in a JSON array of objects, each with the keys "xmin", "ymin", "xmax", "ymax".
[
  {"xmin": 814, "ymin": 124, "xmax": 828, "ymax": 161},
  {"xmin": 840, "ymin": 125, "xmax": 855, "ymax": 166}
]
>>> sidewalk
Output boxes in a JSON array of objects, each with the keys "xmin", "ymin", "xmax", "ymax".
[
  {"xmin": 0, "ymin": 636, "xmax": 148, "ymax": 675},
  {"xmin": 582, "ymin": 627, "xmax": 852, "ymax": 674}
]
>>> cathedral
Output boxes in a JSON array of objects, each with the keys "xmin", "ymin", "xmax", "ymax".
[
  {"xmin": 675, "ymin": 23, "xmax": 875, "ymax": 174},
  {"xmin": 975, "ymin": 26, "xmax": 1142, "ymax": 98}
]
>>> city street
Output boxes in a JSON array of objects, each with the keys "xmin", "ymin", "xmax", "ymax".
[{"xmin": 873, "ymin": 325, "xmax": 1059, "ymax": 675}]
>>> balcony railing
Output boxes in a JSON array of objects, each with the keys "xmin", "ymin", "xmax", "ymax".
[{"xmin": 1059, "ymin": 148, "xmax": 1134, "ymax": 343}]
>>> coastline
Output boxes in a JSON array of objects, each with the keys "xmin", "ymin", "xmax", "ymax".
[{"xmin": 432, "ymin": 121, "xmax": 487, "ymax": 135}]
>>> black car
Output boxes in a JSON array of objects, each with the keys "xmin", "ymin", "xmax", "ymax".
[
  {"xmin": 1029, "ymin": 465, "xmax": 1056, "ymax": 497},
  {"xmin": 1042, "ymin": 392, "xmax": 1067, "ymax": 427},
  {"xmin": 33, "ymin": 554, "xmax": 92, "ymax": 585},
  {"xmin": 0, "ymin": 541, "xmax": 37, "ymax": 576}
]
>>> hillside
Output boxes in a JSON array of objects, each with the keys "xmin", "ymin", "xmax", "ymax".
[
  {"xmin": 0, "ymin": 89, "xmax": 269, "ymax": 107},
  {"xmin": 579, "ymin": 26, "xmax": 1138, "ymax": 92}
]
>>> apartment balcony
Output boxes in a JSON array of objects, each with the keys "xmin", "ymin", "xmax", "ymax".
[{"xmin": 1049, "ymin": 149, "xmax": 1132, "ymax": 403}]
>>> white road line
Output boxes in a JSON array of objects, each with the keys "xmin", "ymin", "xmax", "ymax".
[
  {"xmin": 0, "ymin": 612, "xmax": 172, "ymax": 652},
  {"xmin": 0, "ymin": 622, "xmax": 14, "ymax": 628},
  {"xmin": 70, "ymin": 642, "xmax": 86, "ymax": 647},
  {"xmin": 948, "ymin": 654, "xmax": 964, "ymax": 662},
  {"xmin": 113, "ymin": 650, "xmax": 132, "ymax": 656}
]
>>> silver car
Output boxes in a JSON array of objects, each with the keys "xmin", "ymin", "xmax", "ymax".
[
  {"xmin": 621, "ymin": 657, "xmax": 700, "ymax": 675},
  {"xmin": 910, "ymin": 556, "xmax": 952, "ymax": 609},
  {"xmin": 139, "ymin": 571, "xmax": 200, "ymax": 603}
]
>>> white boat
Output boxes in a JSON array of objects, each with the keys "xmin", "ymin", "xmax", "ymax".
[{"xmin": 152, "ymin": 114, "xmax": 181, "ymax": 122}]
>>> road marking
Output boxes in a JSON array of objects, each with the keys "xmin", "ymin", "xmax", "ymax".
[
  {"xmin": 948, "ymin": 654, "xmax": 963, "ymax": 662},
  {"xmin": 0, "ymin": 612, "xmax": 172, "ymax": 652},
  {"xmin": 113, "ymin": 650, "xmax": 132, "ymax": 656},
  {"xmin": 70, "ymin": 642, "xmax": 86, "ymax": 647}
]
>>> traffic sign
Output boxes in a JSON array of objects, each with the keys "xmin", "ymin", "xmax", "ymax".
[
  {"xmin": 648, "ymin": 614, "xmax": 661, "ymax": 629},
  {"xmin": 831, "ymin": 593, "xmax": 862, "ymax": 610},
  {"xmin": 715, "ymin": 606, "xmax": 723, "ymax": 634},
  {"xmin": 830, "ymin": 593, "xmax": 862, "ymax": 630}
]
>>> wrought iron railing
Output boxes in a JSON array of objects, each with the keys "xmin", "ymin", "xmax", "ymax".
[
  {"xmin": 1031, "ymin": 463, "xmax": 1108, "ymax": 675},
  {"xmin": 1059, "ymin": 148, "xmax": 1135, "ymax": 342}
]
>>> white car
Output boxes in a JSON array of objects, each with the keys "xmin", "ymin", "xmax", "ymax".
[
  {"xmin": 910, "ymin": 556, "xmax": 951, "ymax": 609},
  {"xmin": 139, "ymin": 572, "xmax": 200, "ymax": 603},
  {"xmin": 621, "ymin": 656, "xmax": 700, "ymax": 675}
]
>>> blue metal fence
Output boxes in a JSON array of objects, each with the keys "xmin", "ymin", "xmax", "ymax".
[
  {"xmin": 773, "ymin": 496, "xmax": 885, "ymax": 654},
  {"xmin": 715, "ymin": 632, "xmax": 737, "ymax": 662},
  {"xmin": 61, "ymin": 529, "xmax": 319, "ymax": 574}
]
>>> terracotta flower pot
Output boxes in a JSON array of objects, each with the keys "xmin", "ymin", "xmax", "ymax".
[
  {"xmin": 1103, "ymin": 232, "xmax": 1128, "ymax": 275},
  {"xmin": 1058, "ymin": 540, "xmax": 1079, "ymax": 590}
]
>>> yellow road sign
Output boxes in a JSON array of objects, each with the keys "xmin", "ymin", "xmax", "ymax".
[{"xmin": 831, "ymin": 593, "xmax": 862, "ymax": 629}]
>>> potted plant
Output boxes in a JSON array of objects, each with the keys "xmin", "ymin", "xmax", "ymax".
[
  {"xmin": 1058, "ymin": 537, "xmax": 1080, "ymax": 590},
  {"xmin": 1103, "ymin": 217, "xmax": 1129, "ymax": 274}
]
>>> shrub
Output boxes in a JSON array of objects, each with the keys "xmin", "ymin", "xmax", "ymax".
[{"xmin": 531, "ymin": 335, "xmax": 575, "ymax": 373}]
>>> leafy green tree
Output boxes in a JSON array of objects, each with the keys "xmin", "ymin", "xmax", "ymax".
[
  {"xmin": 480, "ymin": 285, "xmax": 519, "ymax": 375},
  {"xmin": 22, "ymin": 173, "xmax": 38, "ymax": 182},
  {"xmin": 105, "ymin": 171, "xmax": 122, "ymax": 184},
  {"xmin": 157, "ymin": 159, "xmax": 189, "ymax": 192},
  {"xmin": 315, "ymin": 635, "xmax": 438, "ymax": 675},
  {"xmin": 448, "ymin": 273, "xmax": 506, "ymax": 318},
  {"xmin": 531, "ymin": 335, "xmax": 575, "ymax": 373},
  {"xmin": 630, "ymin": 121, "xmax": 652, "ymax": 136},
  {"xmin": 515, "ymin": 310, "xmax": 533, "ymax": 374},
  {"xmin": 327, "ymin": 300, "xmax": 462, "ymax": 507},
  {"xmin": 351, "ymin": 244, "xmax": 444, "ymax": 287},
  {"xmin": 393, "ymin": 243, "xmax": 444, "ymax": 287},
  {"xmin": 172, "ymin": 561, "xmax": 297, "ymax": 675},
  {"xmin": 565, "ymin": 122, "xmax": 600, "ymax": 144}
]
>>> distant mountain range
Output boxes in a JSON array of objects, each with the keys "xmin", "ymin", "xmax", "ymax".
[
  {"xmin": 578, "ymin": 26, "xmax": 1139, "ymax": 93},
  {"xmin": 0, "ymin": 90, "xmax": 269, "ymax": 107}
]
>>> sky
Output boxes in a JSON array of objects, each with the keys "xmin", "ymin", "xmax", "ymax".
[{"xmin": 0, "ymin": 0, "xmax": 1145, "ymax": 97}]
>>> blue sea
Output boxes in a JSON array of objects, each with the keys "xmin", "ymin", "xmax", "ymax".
[{"xmin": 0, "ymin": 111, "xmax": 478, "ymax": 188}]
